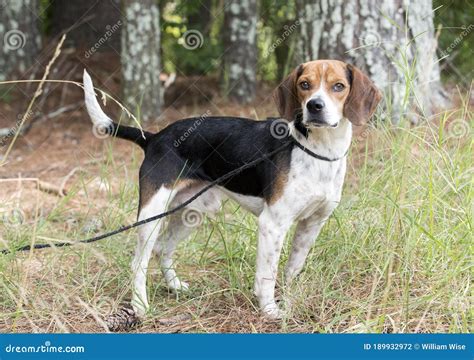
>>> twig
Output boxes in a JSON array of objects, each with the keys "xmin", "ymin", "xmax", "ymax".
[
  {"xmin": 34, "ymin": 54, "xmax": 68, "ymax": 110},
  {"xmin": 22, "ymin": 166, "xmax": 83, "ymax": 198},
  {"xmin": 39, "ymin": 102, "xmax": 81, "ymax": 121},
  {"xmin": 158, "ymin": 313, "xmax": 192, "ymax": 326},
  {"xmin": 59, "ymin": 166, "xmax": 82, "ymax": 195},
  {"xmin": 22, "ymin": 102, "xmax": 82, "ymax": 135},
  {"xmin": 38, "ymin": 180, "xmax": 66, "ymax": 197}
]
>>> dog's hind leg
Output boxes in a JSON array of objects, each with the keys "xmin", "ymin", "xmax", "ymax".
[
  {"xmin": 153, "ymin": 210, "xmax": 194, "ymax": 292},
  {"xmin": 153, "ymin": 186, "xmax": 223, "ymax": 292},
  {"xmin": 131, "ymin": 186, "xmax": 177, "ymax": 317}
]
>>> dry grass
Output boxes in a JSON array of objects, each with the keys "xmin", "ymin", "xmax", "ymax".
[{"xmin": 0, "ymin": 79, "xmax": 472, "ymax": 333}]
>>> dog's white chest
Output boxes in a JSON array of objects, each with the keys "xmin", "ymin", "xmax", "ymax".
[{"xmin": 281, "ymin": 149, "xmax": 347, "ymax": 220}]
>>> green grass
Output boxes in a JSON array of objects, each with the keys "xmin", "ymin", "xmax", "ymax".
[{"xmin": 0, "ymin": 106, "xmax": 472, "ymax": 333}]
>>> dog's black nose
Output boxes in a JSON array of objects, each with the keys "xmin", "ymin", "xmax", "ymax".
[{"xmin": 306, "ymin": 98, "xmax": 325, "ymax": 113}]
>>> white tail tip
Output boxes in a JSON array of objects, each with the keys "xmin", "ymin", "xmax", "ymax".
[{"xmin": 83, "ymin": 69, "xmax": 113, "ymax": 128}]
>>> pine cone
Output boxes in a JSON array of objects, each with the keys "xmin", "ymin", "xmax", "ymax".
[{"xmin": 105, "ymin": 307, "xmax": 139, "ymax": 332}]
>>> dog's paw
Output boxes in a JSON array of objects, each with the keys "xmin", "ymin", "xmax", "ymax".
[
  {"xmin": 261, "ymin": 302, "xmax": 284, "ymax": 320},
  {"xmin": 131, "ymin": 299, "xmax": 149, "ymax": 319},
  {"xmin": 168, "ymin": 278, "xmax": 189, "ymax": 292}
]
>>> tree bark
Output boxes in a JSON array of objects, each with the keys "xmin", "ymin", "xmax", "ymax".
[
  {"xmin": 50, "ymin": 0, "xmax": 121, "ymax": 53},
  {"xmin": 121, "ymin": 0, "xmax": 161, "ymax": 122},
  {"xmin": 0, "ymin": 0, "xmax": 42, "ymax": 80},
  {"xmin": 296, "ymin": 0, "xmax": 446, "ymax": 123},
  {"xmin": 223, "ymin": 0, "xmax": 258, "ymax": 104}
]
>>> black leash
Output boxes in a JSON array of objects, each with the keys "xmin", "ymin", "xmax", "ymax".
[{"xmin": 1, "ymin": 135, "xmax": 346, "ymax": 255}]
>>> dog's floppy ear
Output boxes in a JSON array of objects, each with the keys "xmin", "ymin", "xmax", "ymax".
[
  {"xmin": 343, "ymin": 64, "xmax": 382, "ymax": 125},
  {"xmin": 273, "ymin": 64, "xmax": 303, "ymax": 121}
]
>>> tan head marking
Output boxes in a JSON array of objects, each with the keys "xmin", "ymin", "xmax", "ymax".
[
  {"xmin": 274, "ymin": 60, "xmax": 382, "ymax": 126},
  {"xmin": 343, "ymin": 64, "xmax": 382, "ymax": 125}
]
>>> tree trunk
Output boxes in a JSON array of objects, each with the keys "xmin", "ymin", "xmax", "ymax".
[
  {"xmin": 0, "ymin": 0, "xmax": 42, "ymax": 80},
  {"xmin": 50, "ymin": 0, "xmax": 121, "ymax": 53},
  {"xmin": 121, "ymin": 0, "xmax": 161, "ymax": 122},
  {"xmin": 296, "ymin": 0, "xmax": 446, "ymax": 123},
  {"xmin": 223, "ymin": 0, "xmax": 258, "ymax": 104}
]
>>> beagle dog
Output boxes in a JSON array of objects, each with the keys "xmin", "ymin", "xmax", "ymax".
[{"xmin": 83, "ymin": 60, "xmax": 381, "ymax": 320}]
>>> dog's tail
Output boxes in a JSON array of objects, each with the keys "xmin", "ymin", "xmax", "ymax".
[{"xmin": 83, "ymin": 69, "xmax": 152, "ymax": 150}]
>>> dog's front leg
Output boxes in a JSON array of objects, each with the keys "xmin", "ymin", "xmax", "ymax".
[
  {"xmin": 285, "ymin": 214, "xmax": 328, "ymax": 283},
  {"xmin": 254, "ymin": 206, "xmax": 293, "ymax": 319}
]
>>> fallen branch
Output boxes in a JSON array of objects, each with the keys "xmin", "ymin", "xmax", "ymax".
[
  {"xmin": 158, "ymin": 313, "xmax": 192, "ymax": 326},
  {"xmin": 35, "ymin": 166, "xmax": 84, "ymax": 197},
  {"xmin": 22, "ymin": 102, "xmax": 82, "ymax": 135},
  {"xmin": 38, "ymin": 180, "xmax": 66, "ymax": 197},
  {"xmin": 59, "ymin": 166, "xmax": 82, "ymax": 195}
]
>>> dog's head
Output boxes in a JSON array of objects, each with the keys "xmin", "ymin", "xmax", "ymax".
[{"xmin": 274, "ymin": 60, "xmax": 382, "ymax": 127}]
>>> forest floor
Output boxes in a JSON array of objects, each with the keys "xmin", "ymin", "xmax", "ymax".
[{"xmin": 0, "ymin": 52, "xmax": 472, "ymax": 333}]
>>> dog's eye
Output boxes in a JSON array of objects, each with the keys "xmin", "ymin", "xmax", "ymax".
[
  {"xmin": 333, "ymin": 83, "xmax": 345, "ymax": 92},
  {"xmin": 299, "ymin": 81, "xmax": 310, "ymax": 90}
]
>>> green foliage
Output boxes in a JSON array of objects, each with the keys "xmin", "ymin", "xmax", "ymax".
[
  {"xmin": 433, "ymin": 0, "xmax": 474, "ymax": 85},
  {"xmin": 258, "ymin": 0, "xmax": 298, "ymax": 82},
  {"xmin": 165, "ymin": 34, "xmax": 223, "ymax": 75},
  {"xmin": 39, "ymin": 0, "xmax": 53, "ymax": 35},
  {"xmin": 0, "ymin": 88, "xmax": 13, "ymax": 103},
  {"xmin": 161, "ymin": 0, "xmax": 223, "ymax": 75},
  {"xmin": 160, "ymin": 0, "xmax": 300, "ymax": 81},
  {"xmin": 35, "ymin": 0, "xmax": 471, "ymax": 86}
]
